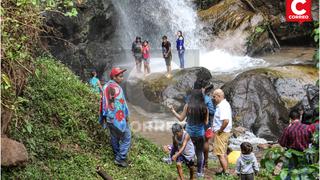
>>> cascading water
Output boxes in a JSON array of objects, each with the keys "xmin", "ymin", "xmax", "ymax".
[
  {"xmin": 111, "ymin": 0, "xmax": 200, "ymax": 49},
  {"xmin": 111, "ymin": 0, "xmax": 268, "ymax": 73}
]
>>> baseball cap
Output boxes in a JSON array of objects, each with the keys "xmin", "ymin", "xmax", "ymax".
[{"xmin": 109, "ymin": 67, "xmax": 127, "ymax": 78}]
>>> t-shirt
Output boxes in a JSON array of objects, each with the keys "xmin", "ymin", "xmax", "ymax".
[
  {"xmin": 89, "ymin": 77, "xmax": 100, "ymax": 93},
  {"xmin": 142, "ymin": 45, "xmax": 150, "ymax": 59},
  {"xmin": 162, "ymin": 41, "xmax": 172, "ymax": 58},
  {"xmin": 213, "ymin": 99, "xmax": 232, "ymax": 132},
  {"xmin": 132, "ymin": 41, "xmax": 142, "ymax": 54}
]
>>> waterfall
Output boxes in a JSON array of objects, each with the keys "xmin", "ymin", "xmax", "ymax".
[
  {"xmin": 111, "ymin": 0, "xmax": 201, "ymax": 49},
  {"xmin": 111, "ymin": 0, "xmax": 268, "ymax": 73}
]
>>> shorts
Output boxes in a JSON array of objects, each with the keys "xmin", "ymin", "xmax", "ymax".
[
  {"xmin": 170, "ymin": 145, "xmax": 194, "ymax": 167},
  {"xmin": 134, "ymin": 54, "xmax": 142, "ymax": 62},
  {"xmin": 176, "ymin": 155, "xmax": 194, "ymax": 167},
  {"xmin": 164, "ymin": 57, "xmax": 172, "ymax": 66},
  {"xmin": 213, "ymin": 132, "xmax": 231, "ymax": 156},
  {"xmin": 143, "ymin": 58, "xmax": 150, "ymax": 64}
]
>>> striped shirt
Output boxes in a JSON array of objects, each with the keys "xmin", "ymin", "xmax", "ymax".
[{"xmin": 278, "ymin": 121, "xmax": 312, "ymax": 151}]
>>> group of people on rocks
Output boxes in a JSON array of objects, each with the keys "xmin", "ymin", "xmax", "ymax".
[
  {"xmin": 93, "ymin": 66, "xmax": 259, "ymax": 178},
  {"xmin": 131, "ymin": 31, "xmax": 185, "ymax": 78},
  {"xmin": 88, "ymin": 34, "xmax": 319, "ymax": 180},
  {"xmin": 167, "ymin": 83, "xmax": 260, "ymax": 179}
]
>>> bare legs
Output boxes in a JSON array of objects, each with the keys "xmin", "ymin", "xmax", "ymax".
[
  {"xmin": 176, "ymin": 162, "xmax": 196, "ymax": 180},
  {"xmin": 217, "ymin": 154, "xmax": 228, "ymax": 173}
]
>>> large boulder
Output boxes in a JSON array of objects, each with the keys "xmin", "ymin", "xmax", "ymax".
[
  {"xmin": 222, "ymin": 65, "xmax": 318, "ymax": 140},
  {"xmin": 1, "ymin": 137, "xmax": 28, "ymax": 167},
  {"xmin": 125, "ymin": 67, "xmax": 214, "ymax": 112},
  {"xmin": 43, "ymin": 0, "xmax": 117, "ymax": 80}
]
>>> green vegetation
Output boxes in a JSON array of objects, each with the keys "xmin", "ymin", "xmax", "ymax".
[
  {"xmin": 313, "ymin": 22, "xmax": 319, "ymax": 67},
  {"xmin": 260, "ymin": 146, "xmax": 319, "ymax": 180},
  {"xmin": 2, "ymin": 57, "xmax": 177, "ymax": 179}
]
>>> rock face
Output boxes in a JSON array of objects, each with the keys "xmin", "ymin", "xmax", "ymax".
[
  {"xmin": 43, "ymin": 0, "xmax": 117, "ymax": 80},
  {"xmin": 1, "ymin": 137, "xmax": 28, "ymax": 167},
  {"xmin": 199, "ymin": 0, "xmax": 317, "ymax": 56},
  {"xmin": 222, "ymin": 65, "xmax": 318, "ymax": 140},
  {"xmin": 125, "ymin": 67, "xmax": 213, "ymax": 112},
  {"xmin": 292, "ymin": 84, "xmax": 319, "ymax": 114}
]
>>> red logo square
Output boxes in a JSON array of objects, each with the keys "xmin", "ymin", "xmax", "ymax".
[{"xmin": 286, "ymin": 0, "xmax": 312, "ymax": 23}]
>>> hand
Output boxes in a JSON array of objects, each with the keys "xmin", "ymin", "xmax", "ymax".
[
  {"xmin": 126, "ymin": 117, "xmax": 129, "ymax": 122},
  {"xmin": 172, "ymin": 154, "xmax": 178, "ymax": 161},
  {"xmin": 169, "ymin": 105, "xmax": 175, "ymax": 113},
  {"xmin": 216, "ymin": 130, "xmax": 222, "ymax": 135}
]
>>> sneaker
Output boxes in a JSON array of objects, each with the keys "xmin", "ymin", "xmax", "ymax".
[
  {"xmin": 197, "ymin": 172, "xmax": 204, "ymax": 178},
  {"xmin": 216, "ymin": 171, "xmax": 230, "ymax": 176},
  {"xmin": 114, "ymin": 160, "xmax": 128, "ymax": 167},
  {"xmin": 162, "ymin": 157, "xmax": 172, "ymax": 164}
]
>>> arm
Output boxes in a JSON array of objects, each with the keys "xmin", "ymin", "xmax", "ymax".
[
  {"xmin": 172, "ymin": 133, "xmax": 190, "ymax": 161},
  {"xmin": 205, "ymin": 108, "xmax": 209, "ymax": 125},
  {"xmin": 217, "ymin": 119, "xmax": 229, "ymax": 134},
  {"xmin": 166, "ymin": 42, "xmax": 172, "ymax": 57},
  {"xmin": 236, "ymin": 158, "xmax": 241, "ymax": 175},
  {"xmin": 253, "ymin": 155, "xmax": 259, "ymax": 174},
  {"xmin": 166, "ymin": 47, "xmax": 171, "ymax": 57},
  {"xmin": 97, "ymin": 80, "xmax": 103, "ymax": 93},
  {"xmin": 205, "ymin": 95, "xmax": 215, "ymax": 115},
  {"xmin": 170, "ymin": 104, "xmax": 187, "ymax": 122}
]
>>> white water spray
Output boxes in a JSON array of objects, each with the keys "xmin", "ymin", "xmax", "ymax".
[{"xmin": 111, "ymin": 0, "xmax": 268, "ymax": 73}]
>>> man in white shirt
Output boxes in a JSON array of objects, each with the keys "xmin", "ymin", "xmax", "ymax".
[{"xmin": 212, "ymin": 89, "xmax": 232, "ymax": 175}]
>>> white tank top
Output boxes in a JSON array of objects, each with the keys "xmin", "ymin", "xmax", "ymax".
[{"xmin": 175, "ymin": 131, "xmax": 195, "ymax": 161}]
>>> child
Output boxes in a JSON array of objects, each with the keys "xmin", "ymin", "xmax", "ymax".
[
  {"xmin": 171, "ymin": 123, "xmax": 196, "ymax": 180},
  {"xmin": 236, "ymin": 142, "xmax": 259, "ymax": 180},
  {"xmin": 142, "ymin": 40, "xmax": 151, "ymax": 76}
]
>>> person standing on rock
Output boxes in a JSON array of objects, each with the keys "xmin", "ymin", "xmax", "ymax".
[
  {"xmin": 170, "ymin": 89, "xmax": 209, "ymax": 177},
  {"xmin": 99, "ymin": 67, "xmax": 131, "ymax": 167},
  {"xmin": 176, "ymin": 31, "xmax": 185, "ymax": 68},
  {"xmin": 162, "ymin": 35, "xmax": 172, "ymax": 78},
  {"xmin": 193, "ymin": 80, "xmax": 216, "ymax": 169},
  {"xmin": 212, "ymin": 89, "xmax": 232, "ymax": 176},
  {"xmin": 142, "ymin": 40, "xmax": 151, "ymax": 76},
  {"xmin": 131, "ymin": 36, "xmax": 143, "ymax": 73}
]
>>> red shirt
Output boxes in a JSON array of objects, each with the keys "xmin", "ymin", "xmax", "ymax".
[
  {"xmin": 142, "ymin": 45, "xmax": 150, "ymax": 59},
  {"xmin": 279, "ymin": 120, "xmax": 312, "ymax": 151}
]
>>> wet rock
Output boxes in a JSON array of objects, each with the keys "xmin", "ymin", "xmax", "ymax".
[
  {"xmin": 291, "ymin": 84, "xmax": 319, "ymax": 115},
  {"xmin": 223, "ymin": 65, "xmax": 318, "ymax": 140},
  {"xmin": 43, "ymin": 0, "xmax": 116, "ymax": 80},
  {"xmin": 232, "ymin": 126, "xmax": 247, "ymax": 138},
  {"xmin": 229, "ymin": 131, "xmax": 268, "ymax": 151},
  {"xmin": 1, "ymin": 137, "xmax": 28, "ymax": 167},
  {"xmin": 257, "ymin": 143, "xmax": 271, "ymax": 150},
  {"xmin": 271, "ymin": 65, "xmax": 318, "ymax": 109},
  {"xmin": 125, "ymin": 67, "xmax": 213, "ymax": 112}
]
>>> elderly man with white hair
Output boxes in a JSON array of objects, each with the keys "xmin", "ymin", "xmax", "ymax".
[{"xmin": 212, "ymin": 89, "xmax": 233, "ymax": 176}]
